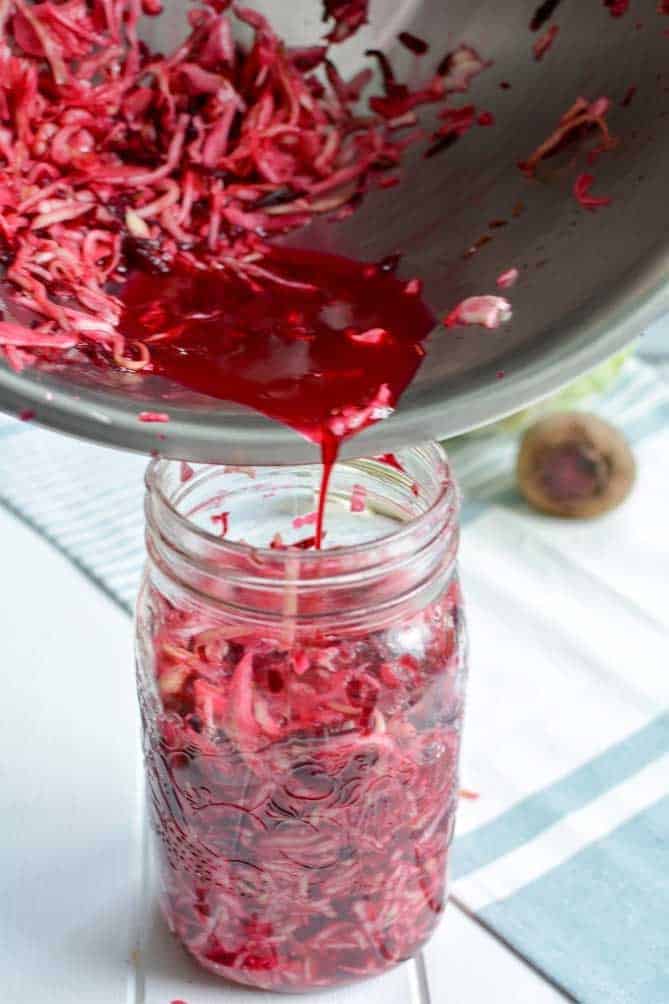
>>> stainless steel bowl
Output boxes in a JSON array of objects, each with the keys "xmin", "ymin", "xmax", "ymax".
[{"xmin": 1, "ymin": 0, "xmax": 667, "ymax": 462}]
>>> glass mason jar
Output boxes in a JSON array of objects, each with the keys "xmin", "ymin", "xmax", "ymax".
[{"xmin": 136, "ymin": 444, "xmax": 467, "ymax": 992}]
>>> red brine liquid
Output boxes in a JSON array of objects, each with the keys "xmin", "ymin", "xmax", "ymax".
[{"xmin": 120, "ymin": 248, "xmax": 435, "ymax": 545}]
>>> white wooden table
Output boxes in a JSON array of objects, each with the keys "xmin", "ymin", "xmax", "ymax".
[{"xmin": 0, "ymin": 506, "xmax": 566, "ymax": 1003}]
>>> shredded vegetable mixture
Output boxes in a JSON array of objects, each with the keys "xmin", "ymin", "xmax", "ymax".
[
  {"xmin": 323, "ymin": 0, "xmax": 369, "ymax": 42},
  {"xmin": 444, "ymin": 295, "xmax": 512, "ymax": 329},
  {"xmin": 140, "ymin": 575, "xmax": 464, "ymax": 990},
  {"xmin": 0, "ymin": 0, "xmax": 487, "ymax": 374},
  {"xmin": 573, "ymin": 172, "xmax": 611, "ymax": 211}
]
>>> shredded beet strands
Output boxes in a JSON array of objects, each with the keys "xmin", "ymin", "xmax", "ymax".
[
  {"xmin": 604, "ymin": 0, "xmax": 629, "ymax": 15},
  {"xmin": 323, "ymin": 0, "xmax": 369, "ymax": 43},
  {"xmin": 139, "ymin": 410, "xmax": 169, "ymax": 423},
  {"xmin": 119, "ymin": 246, "xmax": 435, "ymax": 548},
  {"xmin": 0, "ymin": 0, "xmax": 488, "ymax": 376},
  {"xmin": 119, "ymin": 247, "xmax": 434, "ymax": 450},
  {"xmin": 530, "ymin": 0, "xmax": 564, "ymax": 31},
  {"xmin": 496, "ymin": 267, "xmax": 519, "ymax": 289},
  {"xmin": 621, "ymin": 84, "xmax": 637, "ymax": 108},
  {"xmin": 398, "ymin": 31, "xmax": 429, "ymax": 57},
  {"xmin": 533, "ymin": 24, "xmax": 559, "ymax": 61},
  {"xmin": 211, "ymin": 510, "xmax": 230, "ymax": 536},
  {"xmin": 376, "ymin": 452, "xmax": 406, "ymax": 472},
  {"xmin": 350, "ymin": 483, "xmax": 367, "ymax": 512},
  {"xmin": 573, "ymin": 172, "xmax": 612, "ymax": 211},
  {"xmin": 142, "ymin": 573, "xmax": 464, "ymax": 990}
]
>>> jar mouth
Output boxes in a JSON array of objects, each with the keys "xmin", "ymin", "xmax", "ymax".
[{"xmin": 146, "ymin": 442, "xmax": 456, "ymax": 565}]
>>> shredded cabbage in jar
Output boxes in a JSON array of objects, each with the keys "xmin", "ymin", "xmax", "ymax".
[{"xmin": 142, "ymin": 575, "xmax": 464, "ymax": 990}]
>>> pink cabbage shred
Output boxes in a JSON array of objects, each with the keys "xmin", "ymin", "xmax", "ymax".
[
  {"xmin": 350, "ymin": 482, "xmax": 366, "ymax": 511},
  {"xmin": 444, "ymin": 295, "xmax": 512, "ymax": 329},
  {"xmin": 139, "ymin": 410, "xmax": 169, "ymax": 422},
  {"xmin": 142, "ymin": 574, "xmax": 464, "ymax": 990},
  {"xmin": 603, "ymin": 0, "xmax": 629, "ymax": 15},
  {"xmin": 573, "ymin": 172, "xmax": 612, "ymax": 211},
  {"xmin": 0, "ymin": 0, "xmax": 489, "ymax": 375},
  {"xmin": 496, "ymin": 267, "xmax": 519, "ymax": 289},
  {"xmin": 323, "ymin": 0, "xmax": 369, "ymax": 42},
  {"xmin": 532, "ymin": 23, "xmax": 559, "ymax": 61}
]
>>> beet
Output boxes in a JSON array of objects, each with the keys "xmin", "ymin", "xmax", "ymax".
[{"xmin": 517, "ymin": 413, "xmax": 636, "ymax": 518}]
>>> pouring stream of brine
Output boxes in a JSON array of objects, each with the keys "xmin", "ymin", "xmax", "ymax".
[{"xmin": 119, "ymin": 248, "xmax": 436, "ymax": 547}]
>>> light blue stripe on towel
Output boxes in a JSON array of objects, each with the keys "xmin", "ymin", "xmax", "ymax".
[
  {"xmin": 480, "ymin": 796, "xmax": 669, "ymax": 1004},
  {"xmin": 453, "ymin": 713, "xmax": 669, "ymax": 881}
]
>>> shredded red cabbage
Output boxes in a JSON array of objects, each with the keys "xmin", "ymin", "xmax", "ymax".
[
  {"xmin": 0, "ymin": 0, "xmax": 490, "ymax": 376},
  {"xmin": 398, "ymin": 31, "xmax": 429, "ymax": 57},
  {"xmin": 404, "ymin": 278, "xmax": 423, "ymax": 296},
  {"xmin": 573, "ymin": 172, "xmax": 611, "ymax": 211},
  {"xmin": 376, "ymin": 452, "xmax": 406, "ymax": 472},
  {"xmin": 444, "ymin": 295, "xmax": 512, "ymax": 329},
  {"xmin": 533, "ymin": 23, "xmax": 559, "ymax": 61},
  {"xmin": 621, "ymin": 84, "xmax": 637, "ymax": 107},
  {"xmin": 425, "ymin": 104, "xmax": 477, "ymax": 158},
  {"xmin": 603, "ymin": 0, "xmax": 629, "ymax": 15},
  {"xmin": 349, "ymin": 483, "xmax": 366, "ymax": 511},
  {"xmin": 211, "ymin": 510, "xmax": 230, "ymax": 536},
  {"xmin": 180, "ymin": 461, "xmax": 195, "ymax": 483},
  {"xmin": 138, "ymin": 410, "xmax": 170, "ymax": 423},
  {"xmin": 143, "ymin": 574, "xmax": 464, "ymax": 990},
  {"xmin": 292, "ymin": 511, "xmax": 318, "ymax": 529},
  {"xmin": 496, "ymin": 267, "xmax": 519, "ymax": 289}
]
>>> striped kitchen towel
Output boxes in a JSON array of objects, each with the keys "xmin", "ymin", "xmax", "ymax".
[{"xmin": 0, "ymin": 353, "xmax": 667, "ymax": 1004}]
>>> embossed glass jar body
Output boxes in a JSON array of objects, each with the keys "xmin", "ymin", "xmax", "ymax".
[{"xmin": 135, "ymin": 445, "xmax": 467, "ymax": 992}]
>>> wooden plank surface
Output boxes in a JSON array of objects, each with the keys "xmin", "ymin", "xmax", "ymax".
[{"xmin": 0, "ymin": 506, "xmax": 563, "ymax": 1004}]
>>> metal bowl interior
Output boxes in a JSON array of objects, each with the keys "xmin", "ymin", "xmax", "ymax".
[{"xmin": 1, "ymin": 0, "xmax": 667, "ymax": 463}]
